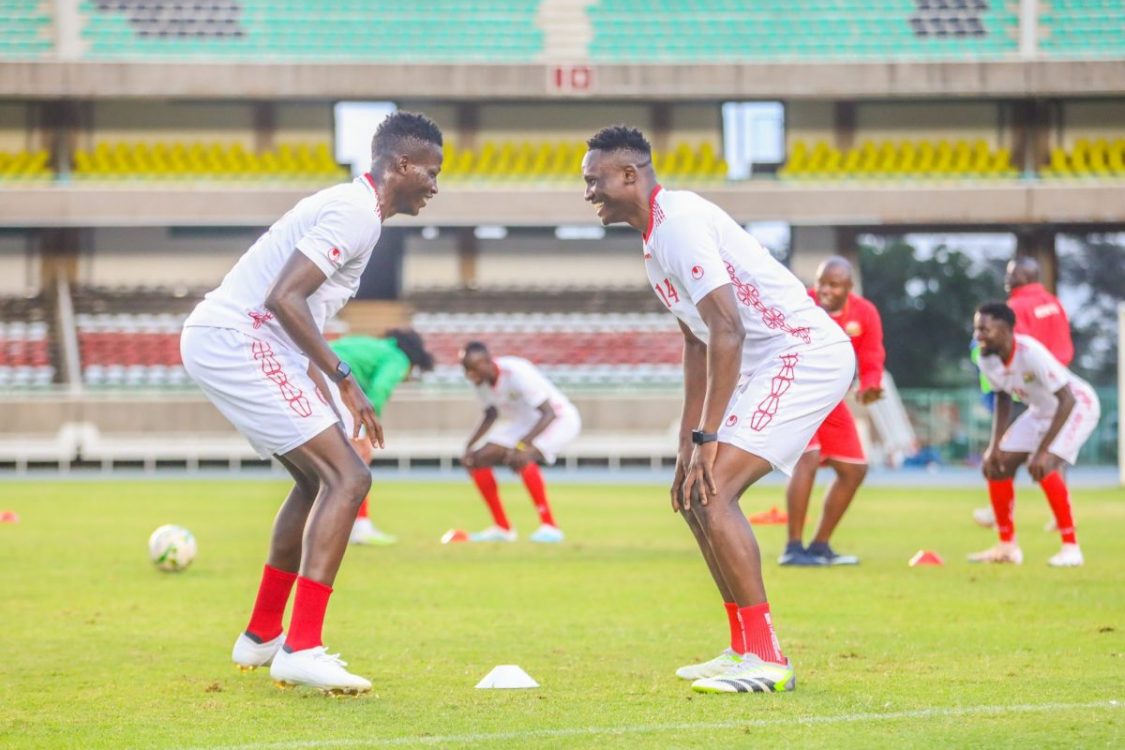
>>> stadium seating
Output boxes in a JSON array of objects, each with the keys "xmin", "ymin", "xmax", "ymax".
[
  {"xmin": 80, "ymin": 0, "xmax": 545, "ymax": 61},
  {"xmin": 0, "ymin": 296, "xmax": 56, "ymax": 389},
  {"xmin": 778, "ymin": 138, "xmax": 1018, "ymax": 179},
  {"xmin": 1040, "ymin": 0, "xmax": 1125, "ymax": 57},
  {"xmin": 412, "ymin": 312, "xmax": 683, "ymax": 387},
  {"xmin": 1040, "ymin": 138, "xmax": 1125, "ymax": 178},
  {"xmin": 588, "ymin": 0, "xmax": 1020, "ymax": 61},
  {"xmin": 0, "ymin": 150, "xmax": 53, "ymax": 181},
  {"xmin": 71, "ymin": 141, "xmax": 347, "ymax": 181},
  {"xmin": 440, "ymin": 140, "xmax": 728, "ymax": 183},
  {"xmin": 0, "ymin": 0, "xmax": 54, "ymax": 59}
]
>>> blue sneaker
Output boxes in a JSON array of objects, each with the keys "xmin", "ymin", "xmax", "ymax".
[
  {"xmin": 529, "ymin": 524, "xmax": 565, "ymax": 543},
  {"xmin": 778, "ymin": 542, "xmax": 824, "ymax": 566},
  {"xmin": 805, "ymin": 542, "xmax": 859, "ymax": 566}
]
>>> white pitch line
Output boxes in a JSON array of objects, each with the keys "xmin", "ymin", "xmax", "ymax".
[{"xmin": 172, "ymin": 699, "xmax": 1120, "ymax": 750}]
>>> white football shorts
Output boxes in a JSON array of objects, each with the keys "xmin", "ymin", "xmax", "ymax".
[
  {"xmin": 999, "ymin": 384, "xmax": 1100, "ymax": 465},
  {"xmin": 718, "ymin": 340, "xmax": 855, "ymax": 476},
  {"xmin": 482, "ymin": 406, "xmax": 582, "ymax": 465},
  {"xmin": 180, "ymin": 326, "xmax": 341, "ymax": 458}
]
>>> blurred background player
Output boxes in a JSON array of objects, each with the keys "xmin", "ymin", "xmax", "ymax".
[
  {"xmin": 972, "ymin": 256, "xmax": 1075, "ymax": 529},
  {"xmin": 779, "ymin": 255, "xmax": 884, "ymax": 567},
  {"xmin": 969, "ymin": 302, "xmax": 1099, "ymax": 567},
  {"xmin": 180, "ymin": 111, "xmax": 443, "ymax": 693},
  {"xmin": 327, "ymin": 329, "xmax": 435, "ymax": 545},
  {"xmin": 458, "ymin": 341, "xmax": 580, "ymax": 543},
  {"xmin": 582, "ymin": 125, "xmax": 854, "ymax": 694}
]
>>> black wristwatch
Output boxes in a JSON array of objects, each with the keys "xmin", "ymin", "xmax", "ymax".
[
  {"xmin": 691, "ymin": 429, "xmax": 719, "ymax": 445},
  {"xmin": 330, "ymin": 360, "xmax": 352, "ymax": 384}
]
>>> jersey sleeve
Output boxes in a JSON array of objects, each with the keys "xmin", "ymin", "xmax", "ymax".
[
  {"xmin": 295, "ymin": 198, "xmax": 378, "ymax": 279},
  {"xmin": 1026, "ymin": 342, "xmax": 1069, "ymax": 395},
  {"xmin": 510, "ymin": 361, "xmax": 552, "ymax": 409},
  {"xmin": 855, "ymin": 300, "xmax": 886, "ymax": 391},
  {"xmin": 652, "ymin": 216, "xmax": 730, "ymax": 304}
]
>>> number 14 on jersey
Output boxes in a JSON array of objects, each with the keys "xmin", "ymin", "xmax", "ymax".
[{"xmin": 655, "ymin": 278, "xmax": 680, "ymax": 307}]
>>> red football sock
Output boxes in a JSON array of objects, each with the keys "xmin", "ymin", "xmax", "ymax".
[
  {"xmin": 724, "ymin": 601, "xmax": 745, "ymax": 654},
  {"xmin": 245, "ymin": 564, "xmax": 297, "ymax": 642},
  {"xmin": 738, "ymin": 602, "xmax": 785, "ymax": 664},
  {"xmin": 519, "ymin": 463, "xmax": 557, "ymax": 527},
  {"xmin": 988, "ymin": 478, "xmax": 1016, "ymax": 542},
  {"xmin": 285, "ymin": 577, "xmax": 333, "ymax": 652},
  {"xmin": 471, "ymin": 467, "xmax": 510, "ymax": 530},
  {"xmin": 1040, "ymin": 471, "xmax": 1077, "ymax": 544},
  {"xmin": 356, "ymin": 496, "xmax": 370, "ymax": 520}
]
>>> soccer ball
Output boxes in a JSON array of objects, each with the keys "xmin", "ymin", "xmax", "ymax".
[{"xmin": 148, "ymin": 524, "xmax": 197, "ymax": 572}]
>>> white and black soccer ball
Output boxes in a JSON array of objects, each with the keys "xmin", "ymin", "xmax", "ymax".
[{"xmin": 148, "ymin": 524, "xmax": 197, "ymax": 572}]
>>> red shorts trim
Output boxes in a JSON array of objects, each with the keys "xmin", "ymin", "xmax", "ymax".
[{"xmin": 805, "ymin": 399, "xmax": 866, "ymax": 463}]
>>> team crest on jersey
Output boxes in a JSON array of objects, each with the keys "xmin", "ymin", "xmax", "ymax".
[
  {"xmin": 845, "ymin": 321, "xmax": 863, "ymax": 337},
  {"xmin": 1023, "ymin": 372, "xmax": 1036, "ymax": 383},
  {"xmin": 327, "ymin": 247, "xmax": 343, "ymax": 267},
  {"xmin": 726, "ymin": 414, "xmax": 739, "ymax": 427},
  {"xmin": 691, "ymin": 265, "xmax": 704, "ymax": 279}
]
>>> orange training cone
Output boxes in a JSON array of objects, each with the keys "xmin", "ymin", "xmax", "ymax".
[
  {"xmin": 0, "ymin": 510, "xmax": 19, "ymax": 524},
  {"xmin": 441, "ymin": 529, "xmax": 469, "ymax": 544},
  {"xmin": 748, "ymin": 506, "xmax": 788, "ymax": 525},
  {"xmin": 909, "ymin": 550, "xmax": 944, "ymax": 567}
]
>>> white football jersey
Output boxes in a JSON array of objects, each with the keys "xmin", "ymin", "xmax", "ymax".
[
  {"xmin": 474, "ymin": 356, "xmax": 575, "ymax": 422},
  {"xmin": 979, "ymin": 334, "xmax": 1095, "ymax": 418},
  {"xmin": 185, "ymin": 173, "xmax": 383, "ymax": 350},
  {"xmin": 642, "ymin": 186, "xmax": 847, "ymax": 371}
]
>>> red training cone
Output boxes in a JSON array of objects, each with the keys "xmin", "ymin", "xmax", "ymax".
[
  {"xmin": 909, "ymin": 550, "xmax": 944, "ymax": 567},
  {"xmin": 0, "ymin": 510, "xmax": 19, "ymax": 524},
  {"xmin": 441, "ymin": 529, "xmax": 469, "ymax": 544},
  {"xmin": 748, "ymin": 506, "xmax": 788, "ymax": 525}
]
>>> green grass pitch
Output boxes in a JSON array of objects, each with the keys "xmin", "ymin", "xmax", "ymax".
[{"xmin": 1, "ymin": 478, "xmax": 1121, "ymax": 749}]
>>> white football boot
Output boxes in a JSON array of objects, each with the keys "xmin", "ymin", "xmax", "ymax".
[
  {"xmin": 675, "ymin": 648, "xmax": 742, "ymax": 680},
  {"xmin": 529, "ymin": 524, "xmax": 565, "ymax": 543},
  {"xmin": 972, "ymin": 507, "xmax": 997, "ymax": 528},
  {"xmin": 691, "ymin": 653, "xmax": 796, "ymax": 693},
  {"xmin": 349, "ymin": 518, "xmax": 398, "ymax": 545},
  {"xmin": 967, "ymin": 541, "xmax": 1024, "ymax": 564},
  {"xmin": 1048, "ymin": 543, "xmax": 1084, "ymax": 567},
  {"xmin": 269, "ymin": 646, "xmax": 372, "ymax": 695},
  {"xmin": 232, "ymin": 631, "xmax": 285, "ymax": 671},
  {"xmin": 469, "ymin": 525, "xmax": 517, "ymax": 542}
]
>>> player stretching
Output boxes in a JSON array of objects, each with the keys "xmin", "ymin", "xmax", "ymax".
[
  {"xmin": 327, "ymin": 330, "xmax": 436, "ymax": 545},
  {"xmin": 970, "ymin": 301, "xmax": 1099, "ymax": 567},
  {"xmin": 180, "ymin": 112, "xmax": 443, "ymax": 693},
  {"xmin": 780, "ymin": 256, "xmax": 885, "ymax": 566},
  {"xmin": 582, "ymin": 126, "xmax": 854, "ymax": 694},
  {"xmin": 460, "ymin": 342, "xmax": 580, "ymax": 543}
]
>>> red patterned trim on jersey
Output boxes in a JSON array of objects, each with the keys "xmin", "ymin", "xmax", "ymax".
[
  {"xmin": 643, "ymin": 185, "xmax": 664, "ymax": 243},
  {"xmin": 750, "ymin": 353, "xmax": 799, "ymax": 431},
  {"xmin": 247, "ymin": 310, "xmax": 274, "ymax": 329},
  {"xmin": 725, "ymin": 262, "xmax": 812, "ymax": 344},
  {"xmin": 251, "ymin": 339, "xmax": 312, "ymax": 418},
  {"xmin": 363, "ymin": 172, "xmax": 383, "ymax": 219}
]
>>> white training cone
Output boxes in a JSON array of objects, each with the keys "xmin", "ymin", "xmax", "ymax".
[{"xmin": 475, "ymin": 665, "xmax": 539, "ymax": 689}]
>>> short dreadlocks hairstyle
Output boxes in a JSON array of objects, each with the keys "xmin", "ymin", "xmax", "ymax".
[
  {"xmin": 371, "ymin": 111, "xmax": 443, "ymax": 162},
  {"xmin": 586, "ymin": 125, "xmax": 652, "ymax": 157}
]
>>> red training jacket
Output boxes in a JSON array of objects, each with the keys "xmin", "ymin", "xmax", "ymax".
[
  {"xmin": 1007, "ymin": 282, "xmax": 1074, "ymax": 366},
  {"xmin": 810, "ymin": 290, "xmax": 885, "ymax": 392}
]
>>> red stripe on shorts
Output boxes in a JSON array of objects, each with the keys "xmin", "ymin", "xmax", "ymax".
[
  {"xmin": 251, "ymin": 339, "xmax": 312, "ymax": 418},
  {"xmin": 750, "ymin": 352, "xmax": 799, "ymax": 431}
]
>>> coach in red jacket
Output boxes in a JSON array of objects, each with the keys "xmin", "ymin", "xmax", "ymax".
[
  {"xmin": 1005, "ymin": 257, "xmax": 1073, "ymax": 365},
  {"xmin": 778, "ymin": 256, "xmax": 885, "ymax": 567}
]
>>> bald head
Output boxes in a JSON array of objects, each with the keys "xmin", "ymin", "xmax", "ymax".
[
  {"xmin": 1005, "ymin": 257, "xmax": 1039, "ymax": 292},
  {"xmin": 814, "ymin": 256, "xmax": 854, "ymax": 313}
]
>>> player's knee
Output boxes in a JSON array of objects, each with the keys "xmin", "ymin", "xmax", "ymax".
[{"xmin": 840, "ymin": 463, "xmax": 868, "ymax": 485}]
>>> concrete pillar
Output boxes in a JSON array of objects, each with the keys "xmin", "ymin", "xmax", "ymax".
[
  {"xmin": 1015, "ymin": 228, "xmax": 1058, "ymax": 293},
  {"xmin": 252, "ymin": 102, "xmax": 276, "ymax": 153},
  {"xmin": 790, "ymin": 226, "xmax": 859, "ymax": 290},
  {"xmin": 834, "ymin": 101, "xmax": 857, "ymax": 151},
  {"xmin": 1018, "ymin": 0, "xmax": 1040, "ymax": 58},
  {"xmin": 456, "ymin": 228, "xmax": 479, "ymax": 290},
  {"xmin": 650, "ymin": 103, "xmax": 672, "ymax": 153},
  {"xmin": 456, "ymin": 104, "xmax": 479, "ymax": 150}
]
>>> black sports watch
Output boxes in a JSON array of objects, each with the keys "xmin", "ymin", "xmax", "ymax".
[
  {"xmin": 691, "ymin": 429, "xmax": 719, "ymax": 445},
  {"xmin": 330, "ymin": 360, "xmax": 352, "ymax": 384}
]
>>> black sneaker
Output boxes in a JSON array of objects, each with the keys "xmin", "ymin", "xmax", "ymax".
[
  {"xmin": 805, "ymin": 542, "xmax": 859, "ymax": 566},
  {"xmin": 778, "ymin": 541, "xmax": 825, "ymax": 566}
]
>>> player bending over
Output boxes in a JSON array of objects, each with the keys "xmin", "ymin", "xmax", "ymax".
[
  {"xmin": 969, "ymin": 301, "xmax": 1099, "ymax": 567},
  {"xmin": 582, "ymin": 126, "xmax": 854, "ymax": 694},
  {"xmin": 180, "ymin": 112, "xmax": 443, "ymax": 693},
  {"xmin": 459, "ymin": 341, "xmax": 580, "ymax": 543}
]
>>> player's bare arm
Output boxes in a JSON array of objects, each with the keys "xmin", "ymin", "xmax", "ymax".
[
  {"xmin": 264, "ymin": 250, "xmax": 382, "ymax": 448},
  {"xmin": 681, "ymin": 284, "xmax": 745, "ymax": 509},
  {"xmin": 982, "ymin": 391, "xmax": 1013, "ymax": 479},
  {"xmin": 1029, "ymin": 385, "xmax": 1077, "ymax": 481},
  {"xmin": 462, "ymin": 406, "xmax": 499, "ymax": 468},
  {"xmin": 673, "ymin": 319, "xmax": 707, "ymax": 513},
  {"xmin": 508, "ymin": 401, "xmax": 556, "ymax": 469}
]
